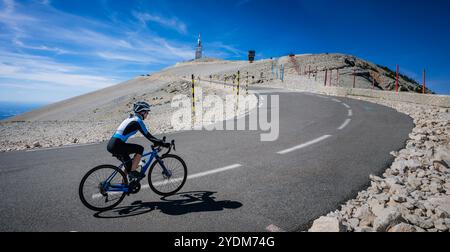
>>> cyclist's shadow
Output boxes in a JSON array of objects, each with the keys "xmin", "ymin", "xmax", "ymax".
[{"xmin": 93, "ymin": 191, "xmax": 243, "ymax": 219}]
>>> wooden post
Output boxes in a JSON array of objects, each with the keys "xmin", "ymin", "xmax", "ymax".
[
  {"xmin": 324, "ymin": 69, "xmax": 328, "ymax": 86},
  {"xmin": 353, "ymin": 69, "xmax": 356, "ymax": 88}
]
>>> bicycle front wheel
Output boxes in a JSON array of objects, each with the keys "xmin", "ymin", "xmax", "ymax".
[
  {"xmin": 148, "ymin": 154, "xmax": 187, "ymax": 196},
  {"xmin": 79, "ymin": 165, "xmax": 128, "ymax": 211}
]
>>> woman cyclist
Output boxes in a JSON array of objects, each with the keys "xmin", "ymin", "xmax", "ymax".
[{"xmin": 107, "ymin": 101, "xmax": 169, "ymax": 180}]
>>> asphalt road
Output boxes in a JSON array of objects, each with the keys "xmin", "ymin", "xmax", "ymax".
[{"xmin": 0, "ymin": 88, "xmax": 413, "ymax": 232}]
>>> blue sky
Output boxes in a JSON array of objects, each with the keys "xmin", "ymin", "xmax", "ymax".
[{"xmin": 1, "ymin": 0, "xmax": 450, "ymax": 103}]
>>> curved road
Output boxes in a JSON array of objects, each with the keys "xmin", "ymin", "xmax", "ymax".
[{"xmin": 0, "ymin": 88, "xmax": 413, "ymax": 231}]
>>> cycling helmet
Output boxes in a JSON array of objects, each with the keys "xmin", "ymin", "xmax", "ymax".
[{"xmin": 133, "ymin": 101, "xmax": 151, "ymax": 114}]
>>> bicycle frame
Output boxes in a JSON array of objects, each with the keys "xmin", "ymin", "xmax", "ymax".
[{"xmin": 103, "ymin": 148, "xmax": 169, "ymax": 193}]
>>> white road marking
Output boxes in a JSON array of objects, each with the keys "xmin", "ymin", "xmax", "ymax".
[
  {"xmin": 332, "ymin": 98, "xmax": 342, "ymax": 103},
  {"xmin": 314, "ymin": 94, "xmax": 329, "ymax": 99},
  {"xmin": 187, "ymin": 163, "xmax": 242, "ymax": 179},
  {"xmin": 266, "ymin": 224, "xmax": 285, "ymax": 232},
  {"xmin": 91, "ymin": 164, "xmax": 243, "ymax": 199},
  {"xmin": 342, "ymin": 103, "xmax": 351, "ymax": 109},
  {"xmin": 148, "ymin": 163, "xmax": 243, "ymax": 188},
  {"xmin": 338, "ymin": 119, "xmax": 352, "ymax": 130},
  {"xmin": 277, "ymin": 135, "xmax": 332, "ymax": 155},
  {"xmin": 348, "ymin": 109, "xmax": 353, "ymax": 117}
]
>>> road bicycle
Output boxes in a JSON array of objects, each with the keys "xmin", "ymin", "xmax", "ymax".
[{"xmin": 79, "ymin": 137, "xmax": 187, "ymax": 211}]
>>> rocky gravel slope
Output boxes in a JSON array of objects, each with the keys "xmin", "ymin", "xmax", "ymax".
[{"xmin": 309, "ymin": 99, "xmax": 450, "ymax": 232}]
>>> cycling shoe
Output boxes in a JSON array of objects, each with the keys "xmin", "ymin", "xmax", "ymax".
[{"xmin": 128, "ymin": 171, "xmax": 144, "ymax": 180}]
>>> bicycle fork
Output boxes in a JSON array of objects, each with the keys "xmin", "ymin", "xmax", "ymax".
[{"xmin": 156, "ymin": 157, "xmax": 172, "ymax": 178}]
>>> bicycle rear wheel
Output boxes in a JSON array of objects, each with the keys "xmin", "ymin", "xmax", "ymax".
[
  {"xmin": 148, "ymin": 154, "xmax": 187, "ymax": 196},
  {"xmin": 79, "ymin": 165, "xmax": 128, "ymax": 211}
]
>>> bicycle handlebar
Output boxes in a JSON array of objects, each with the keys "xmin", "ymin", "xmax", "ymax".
[{"xmin": 152, "ymin": 137, "xmax": 176, "ymax": 156}]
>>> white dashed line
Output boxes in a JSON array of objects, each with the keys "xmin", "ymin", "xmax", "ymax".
[
  {"xmin": 91, "ymin": 164, "xmax": 243, "ymax": 199},
  {"xmin": 180, "ymin": 163, "xmax": 242, "ymax": 181},
  {"xmin": 147, "ymin": 164, "xmax": 243, "ymax": 187},
  {"xmin": 348, "ymin": 109, "xmax": 353, "ymax": 117},
  {"xmin": 342, "ymin": 103, "xmax": 351, "ymax": 109},
  {"xmin": 338, "ymin": 119, "xmax": 352, "ymax": 130},
  {"xmin": 277, "ymin": 135, "xmax": 332, "ymax": 155},
  {"xmin": 331, "ymin": 98, "xmax": 342, "ymax": 103},
  {"xmin": 266, "ymin": 224, "xmax": 285, "ymax": 232},
  {"xmin": 314, "ymin": 94, "xmax": 329, "ymax": 99}
]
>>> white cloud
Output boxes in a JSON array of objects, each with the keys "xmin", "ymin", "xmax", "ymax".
[
  {"xmin": 97, "ymin": 51, "xmax": 164, "ymax": 64},
  {"xmin": 0, "ymin": 1, "xmax": 197, "ymax": 67},
  {"xmin": 0, "ymin": 51, "xmax": 115, "ymax": 88},
  {"xmin": 13, "ymin": 39, "xmax": 72, "ymax": 54},
  {"xmin": 154, "ymin": 38, "xmax": 194, "ymax": 59},
  {"xmin": 0, "ymin": 1, "xmax": 249, "ymax": 102},
  {"xmin": 0, "ymin": 62, "xmax": 20, "ymax": 74},
  {"xmin": 0, "ymin": 51, "xmax": 80, "ymax": 72},
  {"xmin": 208, "ymin": 41, "xmax": 246, "ymax": 58},
  {"xmin": 1, "ymin": 1, "xmax": 195, "ymax": 64},
  {"xmin": 133, "ymin": 12, "xmax": 188, "ymax": 34}
]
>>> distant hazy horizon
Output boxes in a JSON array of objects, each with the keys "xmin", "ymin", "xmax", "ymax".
[{"xmin": 0, "ymin": 101, "xmax": 48, "ymax": 120}]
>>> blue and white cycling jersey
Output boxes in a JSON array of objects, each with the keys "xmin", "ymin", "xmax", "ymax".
[{"xmin": 112, "ymin": 115, "xmax": 155, "ymax": 143}]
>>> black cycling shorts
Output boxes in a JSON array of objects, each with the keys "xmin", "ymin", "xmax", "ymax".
[{"xmin": 107, "ymin": 138, "xmax": 144, "ymax": 171}]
